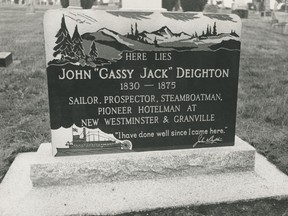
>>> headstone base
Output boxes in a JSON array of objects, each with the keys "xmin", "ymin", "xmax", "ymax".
[
  {"xmin": 1, "ymin": 136, "xmax": 288, "ymax": 216},
  {"xmin": 0, "ymin": 52, "xmax": 13, "ymax": 67},
  {"xmin": 30, "ymin": 137, "xmax": 255, "ymax": 187}
]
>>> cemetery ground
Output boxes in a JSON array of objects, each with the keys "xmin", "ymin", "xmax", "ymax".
[{"xmin": 0, "ymin": 5, "xmax": 288, "ymax": 215}]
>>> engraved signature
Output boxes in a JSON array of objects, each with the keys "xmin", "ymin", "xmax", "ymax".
[{"xmin": 193, "ymin": 134, "xmax": 223, "ymax": 148}]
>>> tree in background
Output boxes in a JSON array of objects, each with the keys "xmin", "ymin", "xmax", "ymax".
[
  {"xmin": 162, "ymin": 0, "xmax": 178, "ymax": 11},
  {"xmin": 60, "ymin": 0, "xmax": 69, "ymax": 8},
  {"xmin": 180, "ymin": 0, "xmax": 208, "ymax": 11},
  {"xmin": 81, "ymin": 0, "xmax": 95, "ymax": 9}
]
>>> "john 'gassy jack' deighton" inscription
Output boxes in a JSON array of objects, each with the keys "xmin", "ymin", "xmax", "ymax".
[{"xmin": 58, "ymin": 67, "xmax": 230, "ymax": 80}]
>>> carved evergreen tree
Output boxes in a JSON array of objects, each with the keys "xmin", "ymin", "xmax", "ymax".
[
  {"xmin": 135, "ymin": 23, "xmax": 139, "ymax": 38},
  {"xmin": 202, "ymin": 30, "xmax": 205, "ymax": 37},
  {"xmin": 154, "ymin": 37, "xmax": 158, "ymax": 47},
  {"xmin": 213, "ymin": 22, "xmax": 217, "ymax": 36},
  {"xmin": 89, "ymin": 40, "xmax": 98, "ymax": 61},
  {"xmin": 53, "ymin": 15, "xmax": 74, "ymax": 61},
  {"xmin": 206, "ymin": 25, "xmax": 210, "ymax": 36},
  {"xmin": 131, "ymin": 24, "xmax": 134, "ymax": 36},
  {"xmin": 72, "ymin": 25, "xmax": 85, "ymax": 60}
]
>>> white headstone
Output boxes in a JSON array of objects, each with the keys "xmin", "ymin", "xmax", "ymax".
[
  {"xmin": 232, "ymin": 0, "xmax": 248, "ymax": 10},
  {"xmin": 26, "ymin": 0, "xmax": 35, "ymax": 14},
  {"xmin": 121, "ymin": 0, "xmax": 163, "ymax": 10}
]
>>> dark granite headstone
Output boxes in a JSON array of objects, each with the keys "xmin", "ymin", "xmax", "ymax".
[
  {"xmin": 44, "ymin": 10, "xmax": 242, "ymax": 156},
  {"xmin": 0, "ymin": 52, "xmax": 13, "ymax": 67}
]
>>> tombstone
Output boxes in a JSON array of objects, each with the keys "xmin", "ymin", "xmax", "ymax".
[
  {"xmin": 68, "ymin": 0, "xmax": 81, "ymax": 8},
  {"xmin": 272, "ymin": 22, "xmax": 288, "ymax": 35},
  {"xmin": 43, "ymin": 10, "xmax": 242, "ymax": 156},
  {"xmin": 0, "ymin": 52, "xmax": 13, "ymax": 67},
  {"xmin": 26, "ymin": 0, "xmax": 35, "ymax": 14},
  {"xmin": 272, "ymin": 11, "xmax": 288, "ymax": 34},
  {"xmin": 108, "ymin": 0, "xmax": 115, "ymax": 6}
]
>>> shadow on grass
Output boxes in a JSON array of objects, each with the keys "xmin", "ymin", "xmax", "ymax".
[{"xmin": 68, "ymin": 198, "xmax": 288, "ymax": 216}]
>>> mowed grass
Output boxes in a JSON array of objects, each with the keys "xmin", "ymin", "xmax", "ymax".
[
  {"xmin": 237, "ymin": 15, "xmax": 288, "ymax": 175},
  {"xmin": 0, "ymin": 7, "xmax": 50, "ymax": 181},
  {"xmin": 0, "ymin": 6, "xmax": 288, "ymax": 215}
]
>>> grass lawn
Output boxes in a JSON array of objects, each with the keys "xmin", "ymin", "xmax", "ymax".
[
  {"xmin": 237, "ymin": 14, "xmax": 288, "ymax": 176},
  {"xmin": 0, "ymin": 5, "xmax": 288, "ymax": 215}
]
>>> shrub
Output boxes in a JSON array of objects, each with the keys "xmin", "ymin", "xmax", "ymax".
[
  {"xmin": 60, "ymin": 0, "xmax": 69, "ymax": 8},
  {"xmin": 180, "ymin": 0, "xmax": 208, "ymax": 11},
  {"xmin": 60, "ymin": 0, "xmax": 95, "ymax": 9},
  {"xmin": 162, "ymin": 0, "xmax": 178, "ymax": 11},
  {"xmin": 81, "ymin": 0, "xmax": 95, "ymax": 9}
]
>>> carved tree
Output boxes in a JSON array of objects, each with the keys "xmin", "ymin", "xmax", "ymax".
[
  {"xmin": 135, "ymin": 23, "xmax": 139, "ymax": 38},
  {"xmin": 53, "ymin": 15, "xmax": 74, "ymax": 61},
  {"xmin": 72, "ymin": 25, "xmax": 85, "ymax": 60},
  {"xmin": 130, "ymin": 24, "xmax": 134, "ymax": 36},
  {"xmin": 89, "ymin": 40, "xmax": 98, "ymax": 61},
  {"xmin": 213, "ymin": 22, "xmax": 217, "ymax": 36},
  {"xmin": 154, "ymin": 37, "xmax": 158, "ymax": 47}
]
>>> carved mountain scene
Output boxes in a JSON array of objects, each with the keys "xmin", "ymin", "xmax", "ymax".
[
  {"xmin": 80, "ymin": 24, "xmax": 240, "ymax": 61},
  {"xmin": 49, "ymin": 15, "xmax": 240, "ymax": 66},
  {"xmin": 81, "ymin": 27, "xmax": 172, "ymax": 61}
]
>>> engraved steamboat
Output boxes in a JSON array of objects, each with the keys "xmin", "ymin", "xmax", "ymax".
[{"xmin": 56, "ymin": 128, "xmax": 132, "ymax": 156}]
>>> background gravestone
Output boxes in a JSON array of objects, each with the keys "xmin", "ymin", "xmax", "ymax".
[
  {"xmin": 0, "ymin": 52, "xmax": 13, "ymax": 67},
  {"xmin": 44, "ymin": 10, "xmax": 241, "ymax": 156},
  {"xmin": 122, "ymin": 0, "xmax": 162, "ymax": 9}
]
